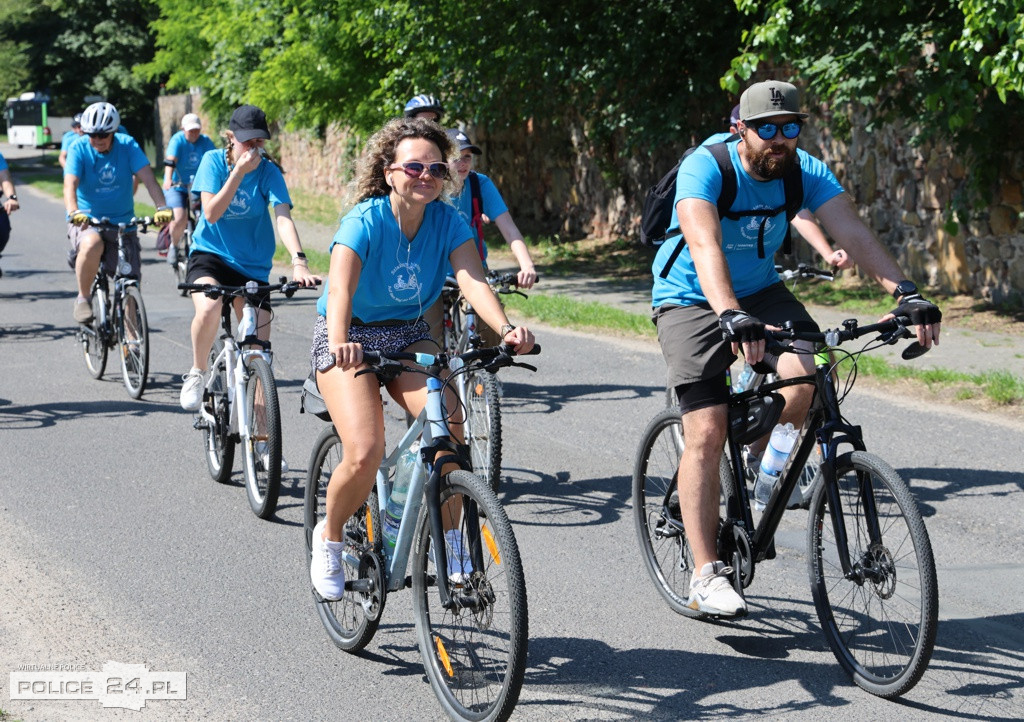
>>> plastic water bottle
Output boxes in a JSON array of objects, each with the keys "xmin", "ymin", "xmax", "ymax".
[
  {"xmin": 734, "ymin": 363, "xmax": 755, "ymax": 392},
  {"xmin": 382, "ymin": 441, "xmax": 420, "ymax": 555},
  {"xmin": 753, "ymin": 423, "xmax": 799, "ymax": 511}
]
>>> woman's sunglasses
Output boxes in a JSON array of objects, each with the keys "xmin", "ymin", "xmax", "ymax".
[
  {"xmin": 390, "ymin": 161, "xmax": 449, "ymax": 179},
  {"xmin": 747, "ymin": 120, "xmax": 803, "ymax": 141},
  {"xmin": 88, "ymin": 132, "xmax": 112, "ymax": 139}
]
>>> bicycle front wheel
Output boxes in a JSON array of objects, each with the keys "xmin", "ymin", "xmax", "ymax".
[
  {"xmin": 82, "ymin": 286, "xmax": 108, "ymax": 379},
  {"xmin": 463, "ymin": 370, "xmax": 502, "ymax": 492},
  {"xmin": 412, "ymin": 470, "xmax": 527, "ymax": 722},
  {"xmin": 304, "ymin": 425, "xmax": 384, "ymax": 651},
  {"xmin": 808, "ymin": 450, "xmax": 938, "ymax": 698},
  {"xmin": 632, "ymin": 408, "xmax": 734, "ymax": 617},
  {"xmin": 118, "ymin": 285, "xmax": 149, "ymax": 399},
  {"xmin": 242, "ymin": 356, "xmax": 282, "ymax": 519}
]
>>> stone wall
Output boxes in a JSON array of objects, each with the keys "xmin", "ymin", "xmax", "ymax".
[{"xmin": 157, "ymin": 94, "xmax": 1024, "ymax": 305}]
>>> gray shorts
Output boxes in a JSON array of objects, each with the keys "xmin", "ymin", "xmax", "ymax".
[
  {"xmin": 310, "ymin": 314, "xmax": 434, "ymax": 374},
  {"xmin": 67, "ymin": 224, "xmax": 142, "ymax": 279},
  {"xmin": 656, "ymin": 282, "xmax": 818, "ymax": 388}
]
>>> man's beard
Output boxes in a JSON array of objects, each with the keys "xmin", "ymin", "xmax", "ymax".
[{"xmin": 748, "ymin": 143, "xmax": 797, "ymax": 179}]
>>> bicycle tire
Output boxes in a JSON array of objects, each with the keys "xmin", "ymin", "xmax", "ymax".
[
  {"xmin": 204, "ymin": 339, "xmax": 235, "ymax": 483},
  {"xmin": 412, "ymin": 470, "xmax": 527, "ymax": 722},
  {"xmin": 632, "ymin": 407, "xmax": 735, "ymax": 618},
  {"xmin": 82, "ymin": 286, "xmax": 108, "ymax": 379},
  {"xmin": 808, "ymin": 450, "xmax": 938, "ymax": 698},
  {"xmin": 463, "ymin": 369, "xmax": 502, "ymax": 493},
  {"xmin": 118, "ymin": 284, "xmax": 149, "ymax": 399},
  {"xmin": 242, "ymin": 356, "xmax": 282, "ymax": 519},
  {"xmin": 304, "ymin": 425, "xmax": 384, "ymax": 652}
]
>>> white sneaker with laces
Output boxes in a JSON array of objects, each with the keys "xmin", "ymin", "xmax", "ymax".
[
  {"xmin": 255, "ymin": 441, "xmax": 289, "ymax": 474},
  {"xmin": 445, "ymin": 529, "xmax": 474, "ymax": 584},
  {"xmin": 179, "ymin": 368, "xmax": 205, "ymax": 411},
  {"xmin": 687, "ymin": 561, "xmax": 747, "ymax": 617},
  {"xmin": 310, "ymin": 518, "xmax": 346, "ymax": 601}
]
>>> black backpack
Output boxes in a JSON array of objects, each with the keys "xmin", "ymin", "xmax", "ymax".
[{"xmin": 642, "ymin": 137, "xmax": 804, "ymax": 277}]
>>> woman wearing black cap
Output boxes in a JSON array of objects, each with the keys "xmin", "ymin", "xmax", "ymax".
[{"xmin": 178, "ymin": 104, "xmax": 319, "ymax": 412}]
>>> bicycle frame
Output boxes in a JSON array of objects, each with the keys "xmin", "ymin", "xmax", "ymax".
[
  {"xmin": 352, "ymin": 372, "xmax": 475, "ymax": 608},
  {"xmin": 82, "ymin": 224, "xmax": 141, "ymax": 348},
  {"xmin": 196, "ymin": 297, "xmax": 272, "ymax": 444},
  {"xmin": 721, "ymin": 349, "xmax": 872, "ymax": 585}
]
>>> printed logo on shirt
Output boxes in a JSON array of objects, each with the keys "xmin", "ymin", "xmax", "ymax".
[
  {"xmin": 225, "ymin": 189, "xmax": 253, "ymax": 218},
  {"xmin": 97, "ymin": 163, "xmax": 117, "ymax": 186},
  {"xmin": 723, "ymin": 205, "xmax": 778, "ymax": 251},
  {"xmin": 388, "ymin": 261, "xmax": 422, "ymax": 304}
]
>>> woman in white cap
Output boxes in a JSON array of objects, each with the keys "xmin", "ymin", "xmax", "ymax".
[{"xmin": 162, "ymin": 113, "xmax": 216, "ymax": 264}]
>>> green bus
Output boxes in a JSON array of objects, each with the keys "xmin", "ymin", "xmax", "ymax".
[{"xmin": 4, "ymin": 92, "xmax": 73, "ymax": 148}]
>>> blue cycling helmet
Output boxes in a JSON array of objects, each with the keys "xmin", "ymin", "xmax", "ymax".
[{"xmin": 404, "ymin": 94, "xmax": 443, "ymax": 121}]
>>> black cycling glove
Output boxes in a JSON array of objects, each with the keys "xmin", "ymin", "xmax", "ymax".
[
  {"xmin": 891, "ymin": 293, "xmax": 942, "ymax": 326},
  {"xmin": 719, "ymin": 309, "xmax": 765, "ymax": 344}
]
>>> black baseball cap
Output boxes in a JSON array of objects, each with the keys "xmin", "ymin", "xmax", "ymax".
[
  {"xmin": 446, "ymin": 128, "xmax": 481, "ymax": 155},
  {"xmin": 229, "ymin": 105, "xmax": 271, "ymax": 143}
]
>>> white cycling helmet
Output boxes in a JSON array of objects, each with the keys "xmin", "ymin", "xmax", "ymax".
[{"xmin": 80, "ymin": 102, "xmax": 120, "ymax": 134}]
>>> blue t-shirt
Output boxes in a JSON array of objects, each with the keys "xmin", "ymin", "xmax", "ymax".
[
  {"xmin": 64, "ymin": 133, "xmax": 151, "ymax": 224},
  {"xmin": 0, "ymin": 153, "xmax": 7, "ymax": 172},
  {"xmin": 165, "ymin": 131, "xmax": 216, "ymax": 187},
  {"xmin": 451, "ymin": 171, "xmax": 508, "ymax": 263},
  {"xmin": 315, "ymin": 196, "xmax": 473, "ymax": 321},
  {"xmin": 190, "ymin": 149, "xmax": 291, "ymax": 281},
  {"xmin": 60, "ymin": 131, "xmax": 81, "ymax": 152},
  {"xmin": 652, "ymin": 139, "xmax": 845, "ymax": 307}
]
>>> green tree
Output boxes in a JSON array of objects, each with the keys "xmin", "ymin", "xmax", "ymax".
[{"xmin": 725, "ymin": 0, "xmax": 1024, "ymax": 206}]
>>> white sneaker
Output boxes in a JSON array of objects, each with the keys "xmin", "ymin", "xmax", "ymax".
[
  {"xmin": 167, "ymin": 244, "xmax": 178, "ymax": 265},
  {"xmin": 310, "ymin": 518, "xmax": 346, "ymax": 601},
  {"xmin": 179, "ymin": 368, "xmax": 205, "ymax": 411},
  {"xmin": 255, "ymin": 441, "xmax": 289, "ymax": 474},
  {"xmin": 445, "ymin": 529, "xmax": 474, "ymax": 584},
  {"xmin": 687, "ymin": 561, "xmax": 747, "ymax": 617}
]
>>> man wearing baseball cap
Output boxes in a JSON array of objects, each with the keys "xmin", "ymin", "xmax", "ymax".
[
  {"xmin": 162, "ymin": 112, "xmax": 216, "ymax": 264},
  {"xmin": 650, "ymin": 79, "xmax": 942, "ymax": 617}
]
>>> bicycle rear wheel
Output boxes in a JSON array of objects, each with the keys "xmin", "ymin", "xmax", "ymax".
[
  {"xmin": 632, "ymin": 408, "xmax": 735, "ymax": 617},
  {"xmin": 463, "ymin": 370, "xmax": 502, "ymax": 492},
  {"xmin": 808, "ymin": 450, "xmax": 938, "ymax": 698},
  {"xmin": 304, "ymin": 425, "xmax": 384, "ymax": 652},
  {"xmin": 204, "ymin": 340, "xmax": 235, "ymax": 483},
  {"xmin": 118, "ymin": 285, "xmax": 149, "ymax": 399},
  {"xmin": 412, "ymin": 470, "xmax": 527, "ymax": 722},
  {"xmin": 242, "ymin": 356, "xmax": 282, "ymax": 519},
  {"xmin": 82, "ymin": 286, "xmax": 108, "ymax": 379}
]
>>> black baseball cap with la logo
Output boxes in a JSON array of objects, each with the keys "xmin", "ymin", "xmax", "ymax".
[
  {"xmin": 229, "ymin": 104, "xmax": 271, "ymax": 143},
  {"xmin": 739, "ymin": 81, "xmax": 810, "ymax": 122}
]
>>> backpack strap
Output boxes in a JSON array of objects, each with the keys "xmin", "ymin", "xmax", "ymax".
[
  {"xmin": 468, "ymin": 171, "xmax": 485, "ymax": 261},
  {"xmin": 780, "ymin": 160, "xmax": 804, "ymax": 256},
  {"xmin": 706, "ymin": 141, "xmax": 738, "ymax": 220}
]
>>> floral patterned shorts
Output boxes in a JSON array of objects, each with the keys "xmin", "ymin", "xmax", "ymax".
[{"xmin": 310, "ymin": 315, "xmax": 434, "ymax": 373}]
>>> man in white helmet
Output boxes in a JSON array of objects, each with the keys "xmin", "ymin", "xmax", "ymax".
[{"xmin": 63, "ymin": 101, "xmax": 173, "ymax": 323}]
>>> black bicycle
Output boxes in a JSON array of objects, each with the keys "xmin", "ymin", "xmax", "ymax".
[
  {"xmin": 77, "ymin": 216, "xmax": 153, "ymax": 399},
  {"xmin": 634, "ymin": 315, "xmax": 938, "ymax": 698}
]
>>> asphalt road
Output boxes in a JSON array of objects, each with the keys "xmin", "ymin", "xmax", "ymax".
[{"xmin": 1, "ymin": 182, "xmax": 1023, "ymax": 721}]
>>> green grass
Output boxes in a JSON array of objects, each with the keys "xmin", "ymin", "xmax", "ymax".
[
  {"xmin": 502, "ymin": 291, "xmax": 657, "ymax": 338},
  {"xmin": 274, "ymin": 242, "xmax": 331, "ymax": 274},
  {"xmin": 290, "ymin": 187, "xmax": 345, "ymax": 227}
]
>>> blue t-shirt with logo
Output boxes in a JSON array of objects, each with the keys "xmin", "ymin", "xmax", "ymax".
[
  {"xmin": 652, "ymin": 139, "xmax": 845, "ymax": 307},
  {"xmin": 316, "ymin": 196, "xmax": 473, "ymax": 321},
  {"xmin": 190, "ymin": 149, "xmax": 291, "ymax": 281},
  {"xmin": 165, "ymin": 131, "xmax": 216, "ymax": 188},
  {"xmin": 65, "ymin": 133, "xmax": 151, "ymax": 224}
]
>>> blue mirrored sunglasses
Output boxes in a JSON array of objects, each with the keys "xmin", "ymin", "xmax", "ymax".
[{"xmin": 749, "ymin": 120, "xmax": 803, "ymax": 140}]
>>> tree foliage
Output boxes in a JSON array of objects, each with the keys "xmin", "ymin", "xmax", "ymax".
[
  {"xmin": 724, "ymin": 0, "xmax": 1024, "ymax": 206},
  {"xmin": 0, "ymin": 0, "xmax": 161, "ymax": 140},
  {"xmin": 142, "ymin": 0, "xmax": 744, "ymax": 153}
]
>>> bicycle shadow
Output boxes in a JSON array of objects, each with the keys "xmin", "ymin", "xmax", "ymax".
[
  {"xmin": 500, "ymin": 381, "xmax": 664, "ymax": 415},
  {"xmin": 899, "ymin": 466, "xmax": 1024, "ymax": 517},
  {"xmin": 498, "ymin": 467, "xmax": 631, "ymax": 528},
  {"xmin": 0, "ymin": 398, "xmax": 152, "ymax": 430},
  {"xmin": 0, "ymin": 322, "xmax": 75, "ymax": 343},
  {"xmin": 0, "ymin": 288, "xmax": 74, "ymax": 304},
  {"xmin": 521, "ymin": 604, "xmax": 1024, "ymax": 719}
]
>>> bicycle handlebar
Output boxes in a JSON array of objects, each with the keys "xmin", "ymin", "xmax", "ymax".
[
  {"xmin": 766, "ymin": 315, "xmax": 928, "ymax": 359},
  {"xmin": 177, "ymin": 276, "xmax": 321, "ymax": 300},
  {"xmin": 86, "ymin": 216, "xmax": 155, "ymax": 233},
  {"xmin": 776, "ymin": 263, "xmax": 833, "ymax": 282}
]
